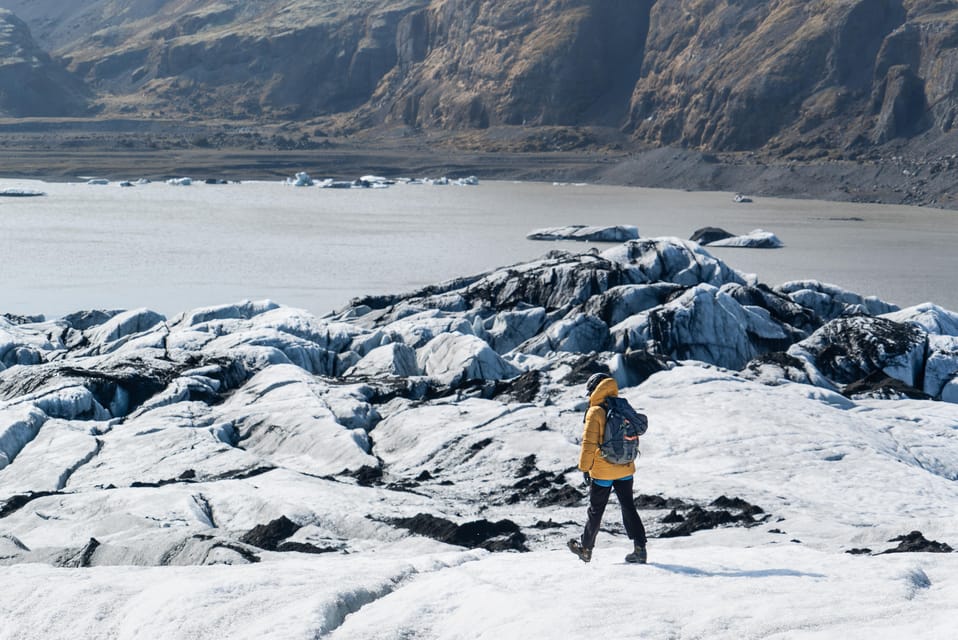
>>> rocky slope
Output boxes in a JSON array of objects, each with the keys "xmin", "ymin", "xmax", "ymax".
[
  {"xmin": 626, "ymin": 0, "xmax": 958, "ymax": 156},
  {"xmin": 2, "ymin": 1, "xmax": 958, "ymax": 175},
  {"xmin": 0, "ymin": 9, "xmax": 89, "ymax": 117}
]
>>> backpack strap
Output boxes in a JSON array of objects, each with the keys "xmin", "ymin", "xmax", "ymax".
[{"xmin": 584, "ymin": 399, "xmax": 610, "ymax": 423}]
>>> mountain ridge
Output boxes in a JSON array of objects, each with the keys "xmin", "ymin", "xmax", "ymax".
[{"xmin": 2, "ymin": 1, "xmax": 958, "ymax": 206}]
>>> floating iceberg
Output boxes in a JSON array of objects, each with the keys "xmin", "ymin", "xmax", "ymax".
[
  {"xmin": 706, "ymin": 229, "xmax": 783, "ymax": 248},
  {"xmin": 320, "ymin": 180, "xmax": 355, "ymax": 189},
  {"xmin": 0, "ymin": 188, "xmax": 45, "ymax": 197},
  {"xmin": 166, "ymin": 177, "xmax": 193, "ymax": 186},
  {"xmin": 287, "ymin": 172, "xmax": 314, "ymax": 187},
  {"xmin": 359, "ymin": 175, "xmax": 395, "ymax": 187},
  {"xmin": 527, "ymin": 225, "xmax": 639, "ymax": 242}
]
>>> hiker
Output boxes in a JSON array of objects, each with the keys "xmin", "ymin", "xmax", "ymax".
[{"xmin": 568, "ymin": 372, "xmax": 648, "ymax": 564}]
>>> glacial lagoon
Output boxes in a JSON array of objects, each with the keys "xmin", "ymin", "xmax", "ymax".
[{"xmin": 2, "ymin": 177, "xmax": 958, "ymax": 318}]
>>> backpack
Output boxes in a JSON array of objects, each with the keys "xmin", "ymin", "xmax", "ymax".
[{"xmin": 598, "ymin": 396, "xmax": 648, "ymax": 464}]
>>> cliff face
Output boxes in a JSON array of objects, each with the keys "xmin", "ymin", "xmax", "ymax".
[
  {"xmin": 8, "ymin": 0, "xmax": 650, "ymax": 127},
  {"xmin": 363, "ymin": 0, "xmax": 652, "ymax": 129},
  {"xmin": 3, "ymin": 0, "xmax": 958, "ymax": 156},
  {"xmin": 1, "ymin": 0, "xmax": 430, "ymax": 120},
  {"xmin": 627, "ymin": 0, "xmax": 958, "ymax": 153},
  {"xmin": 0, "ymin": 9, "xmax": 89, "ymax": 117}
]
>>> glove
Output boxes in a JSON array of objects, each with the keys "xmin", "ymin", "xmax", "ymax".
[{"xmin": 582, "ymin": 472, "xmax": 592, "ymax": 487}]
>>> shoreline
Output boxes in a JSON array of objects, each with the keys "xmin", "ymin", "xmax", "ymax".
[{"xmin": 2, "ymin": 142, "xmax": 957, "ymax": 211}]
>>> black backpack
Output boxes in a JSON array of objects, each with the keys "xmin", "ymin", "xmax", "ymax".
[{"xmin": 598, "ymin": 396, "xmax": 648, "ymax": 464}]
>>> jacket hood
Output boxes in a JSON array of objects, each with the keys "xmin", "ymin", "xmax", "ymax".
[{"xmin": 588, "ymin": 376, "xmax": 619, "ymax": 406}]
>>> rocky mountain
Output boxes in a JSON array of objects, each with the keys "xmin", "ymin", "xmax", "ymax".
[
  {"xmin": 0, "ymin": 9, "xmax": 89, "ymax": 117},
  {"xmin": 626, "ymin": 0, "xmax": 958, "ymax": 156},
  {"xmin": 1, "ymin": 0, "xmax": 958, "ymax": 159}
]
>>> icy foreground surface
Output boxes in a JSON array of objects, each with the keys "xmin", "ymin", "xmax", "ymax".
[{"xmin": 1, "ymin": 238, "xmax": 957, "ymax": 639}]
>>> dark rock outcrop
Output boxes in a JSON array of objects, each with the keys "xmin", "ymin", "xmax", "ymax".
[
  {"xmin": 387, "ymin": 512, "xmax": 528, "ymax": 552},
  {"xmin": 878, "ymin": 530, "xmax": 953, "ymax": 554},
  {"xmin": 633, "ymin": 494, "xmax": 693, "ymax": 511},
  {"xmin": 240, "ymin": 516, "xmax": 302, "ymax": 551},
  {"xmin": 690, "ymin": 227, "xmax": 734, "ymax": 246},
  {"xmin": 657, "ymin": 497, "xmax": 767, "ymax": 538},
  {"xmin": 843, "ymin": 371, "xmax": 930, "ymax": 400},
  {"xmin": 789, "ymin": 316, "xmax": 927, "ymax": 388},
  {"xmin": 56, "ymin": 537, "xmax": 101, "ymax": 568}
]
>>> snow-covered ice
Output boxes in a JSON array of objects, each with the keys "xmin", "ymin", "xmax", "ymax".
[{"xmin": 1, "ymin": 237, "xmax": 957, "ymax": 639}]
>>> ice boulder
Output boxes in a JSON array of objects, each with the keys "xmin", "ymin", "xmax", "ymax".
[
  {"xmin": 923, "ymin": 335, "xmax": 958, "ymax": 400},
  {"xmin": 741, "ymin": 352, "xmax": 817, "ymax": 387},
  {"xmin": 202, "ymin": 328, "xmax": 340, "ymax": 376},
  {"xmin": 611, "ymin": 283, "xmax": 793, "ymax": 370},
  {"xmin": 483, "ymin": 306, "xmax": 547, "ymax": 353},
  {"xmin": 582, "ymin": 283, "xmax": 685, "ymax": 326},
  {"xmin": 60, "ymin": 309, "xmax": 124, "ymax": 332},
  {"xmin": 84, "ymin": 308, "xmax": 166, "ymax": 350},
  {"xmin": 169, "ymin": 300, "xmax": 281, "ymax": 329},
  {"xmin": 519, "ymin": 314, "xmax": 610, "ymax": 356},
  {"xmin": 775, "ymin": 281, "xmax": 897, "ymax": 322},
  {"xmin": 381, "ymin": 310, "xmax": 475, "ymax": 349},
  {"xmin": 942, "ymin": 378, "xmax": 958, "ymax": 403},
  {"xmin": 1, "ymin": 319, "xmax": 54, "ymax": 369},
  {"xmin": 416, "ymin": 333, "xmax": 520, "ymax": 386},
  {"xmin": 0, "ymin": 355, "xmax": 185, "ymax": 419},
  {"xmin": 607, "ymin": 349, "xmax": 671, "ymax": 388},
  {"xmin": 788, "ymin": 316, "xmax": 927, "ymax": 388},
  {"xmin": 345, "ymin": 343, "xmax": 420, "ymax": 378},
  {"xmin": 883, "ymin": 303, "xmax": 958, "ymax": 337},
  {"xmin": 601, "ymin": 238, "xmax": 747, "ymax": 289},
  {"xmin": 462, "ymin": 252, "xmax": 644, "ymax": 312},
  {"xmin": 216, "ymin": 365, "xmax": 378, "ymax": 475},
  {"xmin": 0, "ymin": 405, "xmax": 48, "ymax": 471}
]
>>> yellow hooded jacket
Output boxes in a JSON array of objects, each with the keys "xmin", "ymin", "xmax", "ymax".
[{"xmin": 577, "ymin": 376, "xmax": 637, "ymax": 481}]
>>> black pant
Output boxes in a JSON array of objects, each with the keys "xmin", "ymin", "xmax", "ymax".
[{"xmin": 581, "ymin": 477, "xmax": 647, "ymax": 549}]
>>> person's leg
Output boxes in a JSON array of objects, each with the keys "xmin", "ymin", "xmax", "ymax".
[
  {"xmin": 582, "ymin": 482, "xmax": 613, "ymax": 549},
  {"xmin": 612, "ymin": 477, "xmax": 647, "ymax": 546}
]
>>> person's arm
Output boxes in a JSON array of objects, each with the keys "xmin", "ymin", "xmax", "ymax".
[{"xmin": 578, "ymin": 406, "xmax": 603, "ymax": 472}]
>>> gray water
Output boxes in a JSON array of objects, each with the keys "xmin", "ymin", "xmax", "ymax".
[{"xmin": 2, "ymin": 178, "xmax": 957, "ymax": 319}]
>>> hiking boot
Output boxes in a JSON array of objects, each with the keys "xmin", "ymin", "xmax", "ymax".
[
  {"xmin": 567, "ymin": 539, "xmax": 592, "ymax": 563},
  {"xmin": 625, "ymin": 544, "xmax": 647, "ymax": 564}
]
